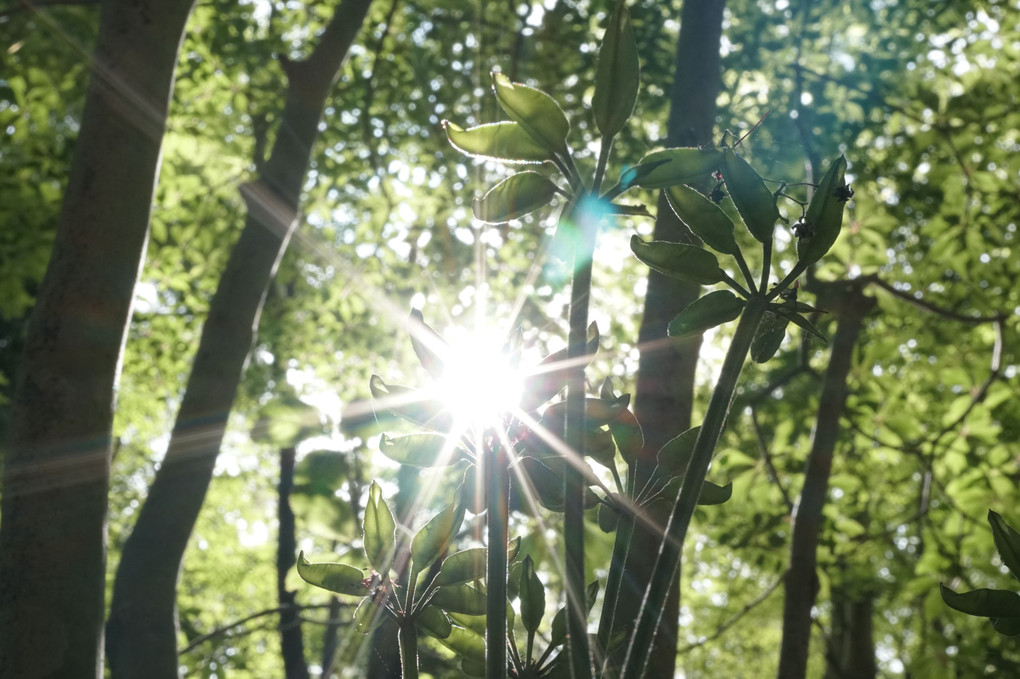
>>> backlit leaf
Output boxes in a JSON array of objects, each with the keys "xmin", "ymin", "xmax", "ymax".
[
  {"xmin": 492, "ymin": 72, "xmax": 570, "ymax": 155},
  {"xmin": 630, "ymin": 235, "xmax": 723, "ymax": 285},
  {"xmin": 667, "ymin": 290, "xmax": 745, "ymax": 339},
  {"xmin": 296, "ymin": 552, "xmax": 367, "ymax": 597},
  {"xmin": 443, "ymin": 120, "xmax": 550, "ymax": 164},
  {"xmin": 665, "ymin": 184, "xmax": 740, "ymax": 255},
  {"xmin": 473, "ymin": 171, "xmax": 558, "ymax": 223},
  {"xmin": 593, "ymin": 2, "xmax": 639, "ymax": 138},
  {"xmin": 721, "ymin": 149, "xmax": 779, "ymax": 243}
]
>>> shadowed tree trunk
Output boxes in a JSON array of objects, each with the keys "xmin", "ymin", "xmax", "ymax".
[
  {"xmin": 825, "ymin": 584, "xmax": 877, "ymax": 679},
  {"xmin": 0, "ymin": 1, "xmax": 195, "ymax": 676},
  {"xmin": 777, "ymin": 281, "xmax": 876, "ymax": 679},
  {"xmin": 106, "ymin": 1, "xmax": 374, "ymax": 676},
  {"xmin": 278, "ymin": 446, "xmax": 310, "ymax": 679},
  {"xmin": 612, "ymin": 1, "xmax": 726, "ymax": 677}
]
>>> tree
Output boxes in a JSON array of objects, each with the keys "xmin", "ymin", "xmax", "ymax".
[
  {"xmin": 106, "ymin": 1, "xmax": 373, "ymax": 676},
  {"xmin": 0, "ymin": 1, "xmax": 196, "ymax": 675}
]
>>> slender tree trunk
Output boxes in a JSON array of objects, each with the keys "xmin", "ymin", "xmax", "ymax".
[
  {"xmin": 278, "ymin": 447, "xmax": 310, "ymax": 679},
  {"xmin": 825, "ymin": 586, "xmax": 877, "ymax": 679},
  {"xmin": 106, "ymin": 2, "xmax": 374, "ymax": 676},
  {"xmin": 0, "ymin": 1, "xmax": 195, "ymax": 676},
  {"xmin": 776, "ymin": 281, "xmax": 875, "ymax": 679},
  {"xmin": 612, "ymin": 2, "xmax": 726, "ymax": 676}
]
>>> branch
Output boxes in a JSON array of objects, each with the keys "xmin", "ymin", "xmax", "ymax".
[
  {"xmin": 676, "ymin": 576, "xmax": 784, "ymax": 655},
  {"xmin": 864, "ymin": 275, "xmax": 1009, "ymax": 324},
  {"xmin": 179, "ymin": 603, "xmax": 340, "ymax": 654},
  {"xmin": 750, "ymin": 407, "xmax": 794, "ymax": 512}
]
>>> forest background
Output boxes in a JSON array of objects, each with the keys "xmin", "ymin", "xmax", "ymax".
[{"xmin": 0, "ymin": 0, "xmax": 1018, "ymax": 677}]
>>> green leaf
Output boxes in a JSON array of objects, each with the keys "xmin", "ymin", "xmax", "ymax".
[
  {"xmin": 431, "ymin": 584, "xmax": 487, "ymax": 616},
  {"xmin": 631, "ymin": 147, "xmax": 724, "ymax": 189},
  {"xmin": 592, "ymin": 2, "xmax": 639, "ymax": 138},
  {"xmin": 296, "ymin": 552, "xmax": 367, "ymax": 597},
  {"xmin": 721, "ymin": 149, "xmax": 779, "ymax": 243},
  {"xmin": 665, "ymin": 184, "xmax": 740, "ymax": 255},
  {"xmin": 517, "ymin": 457, "xmax": 599, "ymax": 512},
  {"xmin": 491, "ymin": 72, "xmax": 570, "ymax": 155},
  {"xmin": 379, "ymin": 433, "xmax": 466, "ymax": 468},
  {"xmin": 750, "ymin": 311, "xmax": 789, "ymax": 364},
  {"xmin": 408, "ymin": 308, "xmax": 447, "ymax": 380},
  {"xmin": 520, "ymin": 322, "xmax": 599, "ymax": 411},
  {"xmin": 519, "ymin": 555, "xmax": 545, "ymax": 634},
  {"xmin": 436, "ymin": 547, "xmax": 487, "ymax": 586},
  {"xmin": 630, "ymin": 235, "xmax": 724, "ymax": 285},
  {"xmin": 442, "ymin": 120, "xmax": 551, "ymax": 164},
  {"xmin": 473, "ymin": 171, "xmax": 559, "ymax": 224},
  {"xmin": 363, "ymin": 481, "xmax": 396, "ymax": 573},
  {"xmin": 797, "ymin": 155, "xmax": 848, "ymax": 265},
  {"xmin": 598, "ymin": 500, "xmax": 619, "ymax": 533},
  {"xmin": 549, "ymin": 607, "xmax": 567, "ymax": 647},
  {"xmin": 656, "ymin": 426, "xmax": 700, "ymax": 478},
  {"xmin": 369, "ymin": 375, "xmax": 451, "ymax": 431},
  {"xmin": 411, "ymin": 500, "xmax": 465, "ymax": 575},
  {"xmin": 435, "ymin": 625, "xmax": 486, "ymax": 661},
  {"xmin": 354, "ymin": 595, "xmax": 387, "ymax": 634},
  {"xmin": 667, "ymin": 290, "xmax": 745, "ymax": 339},
  {"xmin": 941, "ymin": 584, "xmax": 1020, "ymax": 620},
  {"xmin": 417, "ymin": 604, "xmax": 453, "ymax": 639},
  {"xmin": 989, "ymin": 510, "xmax": 1020, "ymax": 581},
  {"xmin": 698, "ymin": 480, "xmax": 733, "ymax": 505},
  {"xmin": 609, "ymin": 408, "xmax": 643, "ymax": 465},
  {"xmin": 772, "ymin": 307, "xmax": 828, "ymax": 343}
]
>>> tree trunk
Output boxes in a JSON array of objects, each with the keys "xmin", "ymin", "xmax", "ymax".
[
  {"xmin": 106, "ymin": 2, "xmax": 374, "ymax": 676},
  {"xmin": 776, "ymin": 281, "xmax": 876, "ymax": 679},
  {"xmin": 612, "ymin": 1, "xmax": 726, "ymax": 676},
  {"xmin": 0, "ymin": 1, "xmax": 195, "ymax": 676},
  {"xmin": 278, "ymin": 447, "xmax": 310, "ymax": 679},
  {"xmin": 825, "ymin": 586, "xmax": 877, "ymax": 679}
]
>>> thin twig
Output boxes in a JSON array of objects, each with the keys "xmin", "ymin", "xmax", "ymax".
[
  {"xmin": 180, "ymin": 603, "xmax": 339, "ymax": 654},
  {"xmin": 676, "ymin": 576, "xmax": 784, "ymax": 655}
]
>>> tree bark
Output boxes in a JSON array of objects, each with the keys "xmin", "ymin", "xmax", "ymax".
[
  {"xmin": 278, "ymin": 447, "xmax": 310, "ymax": 679},
  {"xmin": 106, "ymin": 1, "xmax": 374, "ymax": 676},
  {"xmin": 776, "ymin": 281, "xmax": 876, "ymax": 679},
  {"xmin": 0, "ymin": 1, "xmax": 195, "ymax": 676},
  {"xmin": 611, "ymin": 1, "xmax": 726, "ymax": 676}
]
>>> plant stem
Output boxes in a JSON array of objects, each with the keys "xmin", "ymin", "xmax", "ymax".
[
  {"xmin": 620, "ymin": 294, "xmax": 769, "ymax": 679},
  {"xmin": 486, "ymin": 435, "xmax": 510, "ymax": 679},
  {"xmin": 398, "ymin": 618, "xmax": 419, "ymax": 679},
  {"xmin": 564, "ymin": 199, "xmax": 599, "ymax": 679}
]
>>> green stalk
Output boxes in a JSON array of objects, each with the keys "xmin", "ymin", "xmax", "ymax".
[
  {"xmin": 398, "ymin": 618, "xmax": 419, "ymax": 679},
  {"xmin": 596, "ymin": 504, "xmax": 635, "ymax": 676},
  {"xmin": 486, "ymin": 435, "xmax": 510, "ymax": 679},
  {"xmin": 620, "ymin": 295, "xmax": 769, "ymax": 679},
  {"xmin": 564, "ymin": 200, "xmax": 598, "ymax": 679}
]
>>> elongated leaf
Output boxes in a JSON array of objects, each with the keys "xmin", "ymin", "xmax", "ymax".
[
  {"xmin": 431, "ymin": 584, "xmax": 487, "ymax": 616},
  {"xmin": 665, "ymin": 184, "xmax": 740, "ymax": 255},
  {"xmin": 990, "ymin": 510, "xmax": 1020, "ymax": 581},
  {"xmin": 436, "ymin": 547, "xmax": 487, "ymax": 586},
  {"xmin": 772, "ymin": 307, "xmax": 828, "ymax": 343},
  {"xmin": 408, "ymin": 308, "xmax": 447, "ymax": 380},
  {"xmin": 631, "ymin": 147, "xmax": 724, "ymax": 189},
  {"xmin": 698, "ymin": 481, "xmax": 733, "ymax": 505},
  {"xmin": 520, "ymin": 322, "xmax": 599, "ymax": 411},
  {"xmin": 797, "ymin": 155, "xmax": 848, "ymax": 265},
  {"xmin": 354, "ymin": 595, "xmax": 386, "ymax": 634},
  {"xmin": 598, "ymin": 500, "xmax": 619, "ymax": 533},
  {"xmin": 492, "ymin": 72, "xmax": 570, "ymax": 155},
  {"xmin": 379, "ymin": 433, "xmax": 465, "ymax": 468},
  {"xmin": 363, "ymin": 481, "xmax": 396, "ymax": 573},
  {"xmin": 296, "ymin": 552, "xmax": 367, "ymax": 597},
  {"xmin": 593, "ymin": 2, "xmax": 639, "ymax": 138},
  {"xmin": 750, "ymin": 311, "xmax": 789, "ymax": 364},
  {"xmin": 417, "ymin": 604, "xmax": 453, "ymax": 639},
  {"xmin": 411, "ymin": 500, "xmax": 465, "ymax": 575},
  {"xmin": 550, "ymin": 607, "xmax": 567, "ymax": 647},
  {"xmin": 656, "ymin": 426, "xmax": 700, "ymax": 479},
  {"xmin": 435, "ymin": 625, "xmax": 486, "ymax": 661},
  {"xmin": 667, "ymin": 290, "xmax": 745, "ymax": 339},
  {"xmin": 540, "ymin": 394, "xmax": 629, "ymax": 431},
  {"xmin": 519, "ymin": 555, "xmax": 545, "ymax": 634},
  {"xmin": 941, "ymin": 584, "xmax": 1020, "ymax": 620},
  {"xmin": 369, "ymin": 375, "xmax": 451, "ymax": 430},
  {"xmin": 473, "ymin": 171, "xmax": 558, "ymax": 223},
  {"xmin": 630, "ymin": 235, "xmax": 724, "ymax": 285},
  {"xmin": 517, "ymin": 457, "xmax": 599, "ymax": 512},
  {"xmin": 443, "ymin": 120, "xmax": 550, "ymax": 164},
  {"xmin": 609, "ymin": 407, "xmax": 643, "ymax": 465},
  {"xmin": 721, "ymin": 149, "xmax": 779, "ymax": 243}
]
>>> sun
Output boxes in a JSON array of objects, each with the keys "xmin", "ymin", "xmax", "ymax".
[{"xmin": 431, "ymin": 329, "xmax": 523, "ymax": 432}]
